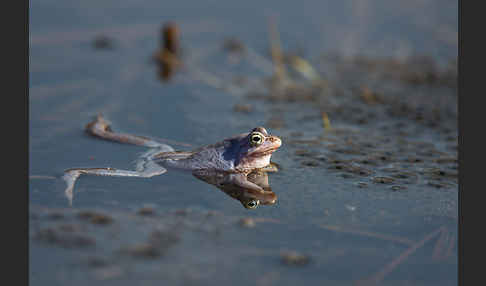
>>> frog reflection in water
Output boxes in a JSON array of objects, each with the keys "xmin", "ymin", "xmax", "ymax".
[
  {"xmin": 194, "ymin": 169, "xmax": 277, "ymax": 209},
  {"xmin": 63, "ymin": 115, "xmax": 282, "ymax": 208}
]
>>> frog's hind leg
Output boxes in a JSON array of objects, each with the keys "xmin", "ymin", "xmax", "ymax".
[
  {"xmin": 64, "ymin": 115, "xmax": 176, "ymax": 205},
  {"xmin": 85, "ymin": 114, "xmax": 174, "ymax": 149},
  {"xmin": 63, "ymin": 157, "xmax": 167, "ymax": 206}
]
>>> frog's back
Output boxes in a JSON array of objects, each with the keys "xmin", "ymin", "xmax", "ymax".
[{"xmin": 154, "ymin": 138, "xmax": 239, "ymax": 172}]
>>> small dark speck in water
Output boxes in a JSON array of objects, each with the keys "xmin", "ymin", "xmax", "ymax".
[
  {"xmin": 137, "ymin": 207, "xmax": 156, "ymax": 216},
  {"xmin": 372, "ymin": 176, "xmax": 395, "ymax": 184},
  {"xmin": 148, "ymin": 230, "xmax": 180, "ymax": 249},
  {"xmin": 404, "ymin": 157, "xmax": 423, "ymax": 163},
  {"xmin": 356, "ymin": 182, "xmax": 369, "ymax": 188},
  {"xmin": 121, "ymin": 243, "xmax": 162, "ymax": 259},
  {"xmin": 294, "ymin": 149, "xmax": 319, "ymax": 157},
  {"xmin": 86, "ymin": 257, "xmax": 109, "ymax": 268},
  {"xmin": 390, "ymin": 185, "xmax": 408, "ymax": 191},
  {"xmin": 427, "ymin": 181, "xmax": 455, "ymax": 189},
  {"xmin": 233, "ymin": 103, "xmax": 253, "ymax": 113},
  {"xmin": 93, "ymin": 35, "xmax": 114, "ymax": 50},
  {"xmin": 301, "ymin": 160, "xmax": 320, "ymax": 167},
  {"xmin": 223, "ymin": 37, "xmax": 246, "ymax": 53},
  {"xmin": 339, "ymin": 173, "xmax": 355, "ymax": 179},
  {"xmin": 280, "ymin": 251, "xmax": 311, "ymax": 266},
  {"xmin": 47, "ymin": 212, "xmax": 64, "ymax": 220}
]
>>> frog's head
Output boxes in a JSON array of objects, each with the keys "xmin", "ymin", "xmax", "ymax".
[{"xmin": 225, "ymin": 127, "xmax": 281, "ymax": 172}]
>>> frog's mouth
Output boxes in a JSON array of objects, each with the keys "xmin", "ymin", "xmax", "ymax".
[{"xmin": 249, "ymin": 147, "xmax": 279, "ymax": 157}]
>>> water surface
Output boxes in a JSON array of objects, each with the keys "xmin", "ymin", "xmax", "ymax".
[{"xmin": 30, "ymin": 1, "xmax": 457, "ymax": 285}]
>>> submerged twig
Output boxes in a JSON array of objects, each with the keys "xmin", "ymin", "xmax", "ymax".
[
  {"xmin": 432, "ymin": 228, "xmax": 455, "ymax": 261},
  {"xmin": 319, "ymin": 224, "xmax": 415, "ymax": 246},
  {"xmin": 355, "ymin": 226, "xmax": 445, "ymax": 285}
]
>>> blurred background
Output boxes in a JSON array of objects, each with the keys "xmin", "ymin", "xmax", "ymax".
[{"xmin": 30, "ymin": 0, "xmax": 457, "ymax": 285}]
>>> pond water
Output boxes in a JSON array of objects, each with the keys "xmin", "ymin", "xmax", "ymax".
[{"xmin": 29, "ymin": 1, "xmax": 458, "ymax": 285}]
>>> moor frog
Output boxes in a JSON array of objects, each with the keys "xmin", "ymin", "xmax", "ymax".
[{"xmin": 63, "ymin": 115, "xmax": 282, "ymax": 206}]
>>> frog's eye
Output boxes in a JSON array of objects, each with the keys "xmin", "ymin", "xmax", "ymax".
[
  {"xmin": 245, "ymin": 200, "xmax": 260, "ymax": 209},
  {"xmin": 249, "ymin": 132, "xmax": 264, "ymax": 146}
]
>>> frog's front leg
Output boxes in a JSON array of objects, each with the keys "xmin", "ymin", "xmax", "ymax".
[
  {"xmin": 258, "ymin": 162, "xmax": 280, "ymax": 173},
  {"xmin": 225, "ymin": 173, "xmax": 264, "ymax": 192}
]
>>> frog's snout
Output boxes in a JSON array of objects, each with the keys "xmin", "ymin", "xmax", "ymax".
[{"xmin": 268, "ymin": 136, "xmax": 282, "ymax": 148}]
